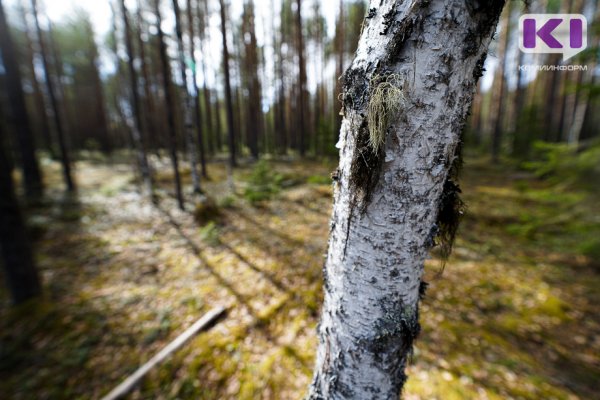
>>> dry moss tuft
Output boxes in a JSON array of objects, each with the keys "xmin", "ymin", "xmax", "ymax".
[{"xmin": 367, "ymin": 74, "xmax": 405, "ymax": 153}]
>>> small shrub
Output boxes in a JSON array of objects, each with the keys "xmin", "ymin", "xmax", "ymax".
[
  {"xmin": 524, "ymin": 140, "xmax": 600, "ymax": 191},
  {"xmin": 199, "ymin": 221, "xmax": 220, "ymax": 245},
  {"xmin": 219, "ymin": 195, "xmax": 237, "ymax": 209},
  {"xmin": 193, "ymin": 197, "xmax": 221, "ymax": 225},
  {"xmin": 243, "ymin": 160, "xmax": 284, "ymax": 204}
]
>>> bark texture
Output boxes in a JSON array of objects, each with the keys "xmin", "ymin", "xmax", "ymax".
[{"xmin": 308, "ymin": 1, "xmax": 505, "ymax": 399}]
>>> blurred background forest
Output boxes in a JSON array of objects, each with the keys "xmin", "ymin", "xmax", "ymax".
[{"xmin": 0, "ymin": 0, "xmax": 599, "ymax": 398}]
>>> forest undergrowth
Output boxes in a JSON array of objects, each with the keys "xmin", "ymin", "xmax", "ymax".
[{"xmin": 0, "ymin": 155, "xmax": 598, "ymax": 399}]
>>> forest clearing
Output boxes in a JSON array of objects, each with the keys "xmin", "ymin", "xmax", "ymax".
[{"xmin": 1, "ymin": 155, "xmax": 598, "ymax": 399}]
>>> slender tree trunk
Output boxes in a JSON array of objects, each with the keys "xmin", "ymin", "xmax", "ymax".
[
  {"xmin": 308, "ymin": 1, "xmax": 505, "ymax": 398},
  {"xmin": 119, "ymin": 0, "xmax": 154, "ymax": 197},
  {"xmin": 511, "ymin": 38, "xmax": 527, "ymax": 156},
  {"xmin": 0, "ymin": 103, "xmax": 41, "ymax": 304},
  {"xmin": 470, "ymin": 81, "xmax": 484, "ymax": 147},
  {"xmin": 0, "ymin": 0, "xmax": 43, "ymax": 199},
  {"xmin": 47, "ymin": 20, "xmax": 74, "ymax": 153},
  {"xmin": 186, "ymin": 0, "xmax": 208, "ymax": 177},
  {"xmin": 31, "ymin": 0, "xmax": 74, "ymax": 192},
  {"xmin": 214, "ymin": 94, "xmax": 223, "ymax": 151},
  {"xmin": 172, "ymin": 0, "xmax": 202, "ymax": 193},
  {"xmin": 554, "ymin": 0, "xmax": 575, "ymax": 142},
  {"xmin": 19, "ymin": 1, "xmax": 54, "ymax": 158},
  {"xmin": 242, "ymin": 0, "xmax": 262, "ymax": 160},
  {"xmin": 154, "ymin": 0, "xmax": 185, "ymax": 210},
  {"xmin": 491, "ymin": 2, "xmax": 511, "ymax": 162},
  {"xmin": 218, "ymin": 0, "xmax": 236, "ymax": 168},
  {"xmin": 276, "ymin": 6, "xmax": 287, "ymax": 155},
  {"xmin": 87, "ymin": 27, "xmax": 111, "ymax": 155},
  {"xmin": 198, "ymin": 0, "xmax": 214, "ymax": 156},
  {"xmin": 136, "ymin": 2, "xmax": 160, "ymax": 155},
  {"xmin": 295, "ymin": 0, "xmax": 307, "ymax": 157},
  {"xmin": 542, "ymin": 54, "xmax": 561, "ymax": 141}
]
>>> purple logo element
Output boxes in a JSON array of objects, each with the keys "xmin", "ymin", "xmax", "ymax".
[
  {"xmin": 523, "ymin": 18, "xmax": 563, "ymax": 48},
  {"xmin": 519, "ymin": 14, "xmax": 587, "ymax": 61}
]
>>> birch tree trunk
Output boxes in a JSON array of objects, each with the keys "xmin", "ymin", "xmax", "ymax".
[{"xmin": 308, "ymin": 1, "xmax": 505, "ymax": 398}]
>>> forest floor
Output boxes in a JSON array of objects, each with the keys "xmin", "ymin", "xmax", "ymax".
[{"xmin": 0, "ymin": 155, "xmax": 599, "ymax": 400}]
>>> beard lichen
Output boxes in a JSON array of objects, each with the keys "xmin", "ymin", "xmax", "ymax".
[
  {"xmin": 348, "ymin": 74, "xmax": 405, "ymax": 214},
  {"xmin": 367, "ymin": 74, "xmax": 405, "ymax": 153}
]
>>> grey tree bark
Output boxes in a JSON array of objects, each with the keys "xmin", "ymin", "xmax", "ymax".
[{"xmin": 308, "ymin": 1, "xmax": 505, "ymax": 399}]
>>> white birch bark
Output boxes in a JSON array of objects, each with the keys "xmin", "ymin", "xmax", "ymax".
[{"xmin": 308, "ymin": 1, "xmax": 505, "ymax": 399}]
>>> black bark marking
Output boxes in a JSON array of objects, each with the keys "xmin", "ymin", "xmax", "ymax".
[
  {"xmin": 473, "ymin": 51, "xmax": 488, "ymax": 78},
  {"xmin": 341, "ymin": 67, "xmax": 370, "ymax": 113},
  {"xmin": 435, "ymin": 178, "xmax": 465, "ymax": 263},
  {"xmin": 361, "ymin": 299, "xmax": 422, "ymax": 397},
  {"xmin": 380, "ymin": 6, "xmax": 398, "ymax": 35},
  {"xmin": 348, "ymin": 120, "xmax": 385, "ymax": 213}
]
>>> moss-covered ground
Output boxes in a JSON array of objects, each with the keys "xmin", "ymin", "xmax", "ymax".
[{"xmin": 0, "ymin": 156, "xmax": 598, "ymax": 399}]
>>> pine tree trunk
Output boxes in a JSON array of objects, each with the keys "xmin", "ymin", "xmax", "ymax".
[
  {"xmin": 119, "ymin": 0, "xmax": 153, "ymax": 198},
  {"xmin": 275, "ymin": 7, "xmax": 287, "ymax": 155},
  {"xmin": 511, "ymin": 37, "xmax": 527, "ymax": 157},
  {"xmin": 19, "ymin": 1, "xmax": 54, "ymax": 159},
  {"xmin": 136, "ymin": 3, "xmax": 160, "ymax": 155},
  {"xmin": 154, "ymin": 0, "xmax": 185, "ymax": 210},
  {"xmin": 199, "ymin": 0, "xmax": 218, "ymax": 155},
  {"xmin": 491, "ymin": 2, "xmax": 511, "ymax": 163},
  {"xmin": 308, "ymin": 1, "xmax": 505, "ymax": 398},
  {"xmin": 218, "ymin": 0, "xmax": 236, "ymax": 168},
  {"xmin": 242, "ymin": 0, "xmax": 262, "ymax": 160},
  {"xmin": 295, "ymin": 0, "xmax": 307, "ymax": 157},
  {"xmin": 31, "ymin": 0, "xmax": 74, "ymax": 192},
  {"xmin": 186, "ymin": 0, "xmax": 208, "ymax": 177},
  {"xmin": 0, "ymin": 0, "xmax": 43, "ymax": 199},
  {"xmin": 0, "ymin": 104, "xmax": 41, "ymax": 304},
  {"xmin": 470, "ymin": 81, "xmax": 483, "ymax": 146},
  {"xmin": 172, "ymin": 0, "xmax": 202, "ymax": 193}
]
